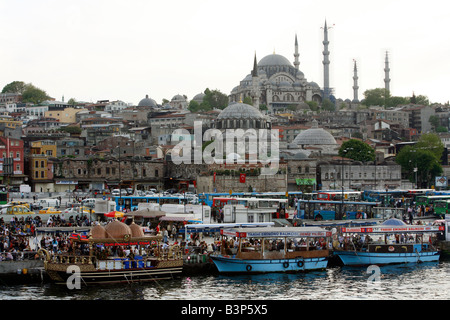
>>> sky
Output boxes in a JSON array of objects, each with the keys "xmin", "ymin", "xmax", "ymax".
[{"xmin": 1, "ymin": 0, "xmax": 449, "ymax": 106}]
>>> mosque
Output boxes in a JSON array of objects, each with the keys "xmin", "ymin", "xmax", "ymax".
[{"xmin": 229, "ymin": 21, "xmax": 334, "ymax": 114}]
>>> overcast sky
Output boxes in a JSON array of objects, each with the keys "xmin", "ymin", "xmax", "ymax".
[{"xmin": 1, "ymin": 0, "xmax": 449, "ymax": 106}]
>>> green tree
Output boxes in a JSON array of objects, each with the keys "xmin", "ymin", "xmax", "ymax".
[
  {"xmin": 395, "ymin": 145, "xmax": 442, "ymax": 188},
  {"xmin": 243, "ymin": 96, "xmax": 253, "ymax": 105},
  {"xmin": 1, "ymin": 81, "xmax": 27, "ymax": 94},
  {"xmin": 338, "ymin": 139, "xmax": 375, "ymax": 162},
  {"xmin": 21, "ymin": 84, "xmax": 50, "ymax": 104},
  {"xmin": 188, "ymin": 100, "xmax": 201, "ymax": 113},
  {"xmin": 429, "ymin": 115, "xmax": 440, "ymax": 132},
  {"xmin": 306, "ymin": 101, "xmax": 318, "ymax": 112},
  {"xmin": 202, "ymin": 88, "xmax": 229, "ymax": 110},
  {"xmin": 362, "ymin": 88, "xmax": 390, "ymax": 107},
  {"xmin": 321, "ymin": 98, "xmax": 335, "ymax": 111},
  {"xmin": 415, "ymin": 133, "xmax": 444, "ymax": 161},
  {"xmin": 68, "ymin": 98, "xmax": 77, "ymax": 106}
]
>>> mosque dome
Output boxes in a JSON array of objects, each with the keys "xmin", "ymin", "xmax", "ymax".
[
  {"xmin": 192, "ymin": 92, "xmax": 205, "ymax": 103},
  {"xmin": 104, "ymin": 220, "xmax": 132, "ymax": 239},
  {"xmin": 293, "ymin": 120, "xmax": 337, "ymax": 146},
  {"xmin": 171, "ymin": 94, "xmax": 186, "ymax": 101},
  {"xmin": 138, "ymin": 94, "xmax": 157, "ymax": 108},
  {"xmin": 258, "ymin": 54, "xmax": 293, "ymax": 67},
  {"xmin": 307, "ymin": 82, "xmax": 320, "ymax": 88},
  {"xmin": 218, "ymin": 102, "xmax": 265, "ymax": 120}
]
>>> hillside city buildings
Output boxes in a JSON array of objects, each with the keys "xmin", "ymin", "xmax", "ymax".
[{"xmin": 1, "ymin": 24, "xmax": 449, "ymax": 194}]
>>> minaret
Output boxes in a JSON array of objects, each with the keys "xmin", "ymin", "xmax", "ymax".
[
  {"xmin": 251, "ymin": 53, "xmax": 260, "ymax": 109},
  {"xmin": 352, "ymin": 60, "xmax": 359, "ymax": 103},
  {"xmin": 384, "ymin": 51, "xmax": 390, "ymax": 93},
  {"xmin": 322, "ymin": 20, "xmax": 331, "ymax": 99},
  {"xmin": 294, "ymin": 34, "xmax": 300, "ymax": 70}
]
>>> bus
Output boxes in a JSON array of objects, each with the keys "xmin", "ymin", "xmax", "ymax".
[
  {"xmin": 198, "ymin": 191, "xmax": 302, "ymax": 207},
  {"xmin": 296, "ymin": 199, "xmax": 380, "ymax": 221},
  {"xmin": 317, "ymin": 191, "xmax": 361, "ymax": 201},
  {"xmin": 416, "ymin": 195, "xmax": 450, "ymax": 208},
  {"xmin": 114, "ymin": 195, "xmax": 186, "ymax": 211},
  {"xmin": 431, "ymin": 199, "xmax": 450, "ymax": 218}
]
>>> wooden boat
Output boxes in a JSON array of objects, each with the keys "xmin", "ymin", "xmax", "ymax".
[
  {"xmin": 38, "ymin": 221, "xmax": 183, "ymax": 285},
  {"xmin": 334, "ymin": 218, "xmax": 443, "ymax": 266},
  {"xmin": 210, "ymin": 226, "xmax": 332, "ymax": 273}
]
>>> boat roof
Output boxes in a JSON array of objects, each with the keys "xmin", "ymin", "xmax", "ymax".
[
  {"xmin": 342, "ymin": 225, "xmax": 444, "ymax": 234},
  {"xmin": 221, "ymin": 227, "xmax": 331, "ymax": 238}
]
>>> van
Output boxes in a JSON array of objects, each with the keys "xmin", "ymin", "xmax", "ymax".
[
  {"xmin": 81, "ymin": 198, "xmax": 96, "ymax": 208},
  {"xmin": 39, "ymin": 198, "xmax": 60, "ymax": 208}
]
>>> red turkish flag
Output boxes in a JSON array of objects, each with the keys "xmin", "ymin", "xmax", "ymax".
[
  {"xmin": 213, "ymin": 172, "xmax": 216, "ymax": 182},
  {"xmin": 239, "ymin": 173, "xmax": 246, "ymax": 183}
]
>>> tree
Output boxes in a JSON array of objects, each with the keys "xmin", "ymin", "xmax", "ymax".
[
  {"xmin": 21, "ymin": 84, "xmax": 50, "ymax": 104},
  {"xmin": 321, "ymin": 98, "xmax": 335, "ymax": 111},
  {"xmin": 242, "ymin": 96, "xmax": 253, "ymax": 105},
  {"xmin": 201, "ymin": 88, "xmax": 229, "ymax": 110},
  {"xmin": 395, "ymin": 145, "xmax": 442, "ymax": 188},
  {"xmin": 338, "ymin": 139, "xmax": 375, "ymax": 162},
  {"xmin": 362, "ymin": 88, "xmax": 390, "ymax": 107},
  {"xmin": 415, "ymin": 133, "xmax": 444, "ymax": 161},
  {"xmin": 68, "ymin": 98, "xmax": 77, "ymax": 106},
  {"xmin": 429, "ymin": 115, "xmax": 440, "ymax": 132},
  {"xmin": 306, "ymin": 101, "xmax": 318, "ymax": 112},
  {"xmin": 1, "ymin": 81, "xmax": 27, "ymax": 94}
]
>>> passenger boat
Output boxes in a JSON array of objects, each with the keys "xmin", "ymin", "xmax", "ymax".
[
  {"xmin": 210, "ymin": 226, "xmax": 332, "ymax": 273},
  {"xmin": 334, "ymin": 218, "xmax": 443, "ymax": 266},
  {"xmin": 38, "ymin": 220, "xmax": 183, "ymax": 285}
]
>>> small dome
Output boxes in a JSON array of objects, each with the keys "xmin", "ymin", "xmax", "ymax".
[
  {"xmin": 104, "ymin": 220, "xmax": 132, "ymax": 239},
  {"xmin": 129, "ymin": 222, "xmax": 144, "ymax": 237},
  {"xmin": 217, "ymin": 102, "xmax": 265, "ymax": 120},
  {"xmin": 138, "ymin": 94, "xmax": 157, "ymax": 108},
  {"xmin": 171, "ymin": 94, "xmax": 186, "ymax": 101},
  {"xmin": 192, "ymin": 92, "xmax": 205, "ymax": 103},
  {"xmin": 381, "ymin": 218, "xmax": 406, "ymax": 226},
  {"xmin": 307, "ymin": 82, "xmax": 320, "ymax": 88},
  {"xmin": 90, "ymin": 225, "xmax": 107, "ymax": 239},
  {"xmin": 292, "ymin": 120, "xmax": 337, "ymax": 146}
]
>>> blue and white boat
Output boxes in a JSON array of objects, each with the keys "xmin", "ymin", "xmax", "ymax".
[
  {"xmin": 210, "ymin": 227, "xmax": 332, "ymax": 273},
  {"xmin": 334, "ymin": 218, "xmax": 443, "ymax": 266}
]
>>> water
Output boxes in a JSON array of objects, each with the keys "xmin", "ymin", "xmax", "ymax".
[{"xmin": 0, "ymin": 259, "xmax": 448, "ymax": 301}]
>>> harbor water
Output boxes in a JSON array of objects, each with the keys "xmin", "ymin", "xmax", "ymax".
[{"xmin": 0, "ymin": 258, "xmax": 448, "ymax": 301}]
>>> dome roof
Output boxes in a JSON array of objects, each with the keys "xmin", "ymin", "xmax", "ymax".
[
  {"xmin": 381, "ymin": 218, "xmax": 406, "ymax": 226},
  {"xmin": 104, "ymin": 220, "xmax": 132, "ymax": 239},
  {"xmin": 90, "ymin": 225, "xmax": 107, "ymax": 239},
  {"xmin": 171, "ymin": 94, "xmax": 186, "ymax": 101},
  {"xmin": 258, "ymin": 54, "xmax": 292, "ymax": 67},
  {"xmin": 293, "ymin": 120, "xmax": 337, "ymax": 146},
  {"xmin": 192, "ymin": 92, "xmax": 205, "ymax": 102},
  {"xmin": 129, "ymin": 222, "xmax": 144, "ymax": 237},
  {"xmin": 217, "ymin": 102, "xmax": 265, "ymax": 120},
  {"xmin": 138, "ymin": 95, "xmax": 157, "ymax": 108}
]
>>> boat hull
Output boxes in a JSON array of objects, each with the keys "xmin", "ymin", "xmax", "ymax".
[
  {"xmin": 210, "ymin": 255, "xmax": 328, "ymax": 273},
  {"xmin": 44, "ymin": 260, "xmax": 183, "ymax": 285},
  {"xmin": 335, "ymin": 250, "xmax": 440, "ymax": 266}
]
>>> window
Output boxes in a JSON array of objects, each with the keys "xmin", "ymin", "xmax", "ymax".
[
  {"xmin": 35, "ymin": 161, "xmax": 39, "ymax": 168},
  {"xmin": 155, "ymin": 169, "xmax": 159, "ymax": 177}
]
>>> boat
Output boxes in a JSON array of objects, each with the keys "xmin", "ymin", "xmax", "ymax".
[
  {"xmin": 210, "ymin": 226, "xmax": 332, "ymax": 273},
  {"xmin": 38, "ymin": 220, "xmax": 183, "ymax": 285},
  {"xmin": 333, "ymin": 218, "xmax": 444, "ymax": 266}
]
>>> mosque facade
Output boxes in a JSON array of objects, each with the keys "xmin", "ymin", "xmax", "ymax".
[{"xmin": 230, "ymin": 33, "xmax": 325, "ymax": 114}]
